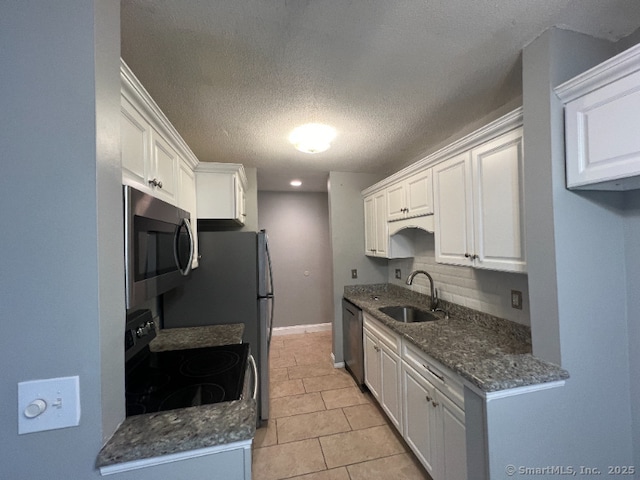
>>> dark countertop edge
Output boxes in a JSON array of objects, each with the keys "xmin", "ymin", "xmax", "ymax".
[
  {"xmin": 344, "ymin": 284, "xmax": 570, "ymax": 393},
  {"xmin": 96, "ymin": 399, "xmax": 256, "ymax": 469}
]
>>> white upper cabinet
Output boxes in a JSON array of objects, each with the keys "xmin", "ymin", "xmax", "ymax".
[
  {"xmin": 149, "ymin": 129, "xmax": 179, "ymax": 204},
  {"xmin": 433, "ymin": 152, "xmax": 474, "ymax": 266},
  {"xmin": 556, "ymin": 44, "xmax": 640, "ymax": 190},
  {"xmin": 434, "ymin": 127, "xmax": 526, "ymax": 273},
  {"xmin": 121, "ymin": 95, "xmax": 150, "ymax": 187},
  {"xmin": 196, "ymin": 163, "xmax": 247, "ymax": 225},
  {"xmin": 364, "ymin": 190, "xmax": 388, "ymax": 257},
  {"xmin": 120, "ymin": 59, "xmax": 200, "ymax": 208},
  {"xmin": 387, "ymin": 169, "xmax": 433, "ymax": 221}
]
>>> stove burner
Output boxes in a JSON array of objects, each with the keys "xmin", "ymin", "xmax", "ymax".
[
  {"xmin": 124, "ymin": 343, "xmax": 249, "ymax": 417},
  {"xmin": 126, "ymin": 371, "xmax": 171, "ymax": 396},
  {"xmin": 158, "ymin": 383, "xmax": 225, "ymax": 411},
  {"xmin": 179, "ymin": 351, "xmax": 240, "ymax": 377}
]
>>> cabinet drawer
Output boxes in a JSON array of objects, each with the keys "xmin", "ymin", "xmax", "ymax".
[
  {"xmin": 402, "ymin": 342, "xmax": 464, "ymax": 409},
  {"xmin": 363, "ymin": 314, "xmax": 400, "ymax": 355}
]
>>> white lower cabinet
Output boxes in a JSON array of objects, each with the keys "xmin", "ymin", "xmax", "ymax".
[
  {"xmin": 364, "ymin": 314, "xmax": 466, "ymax": 480},
  {"xmin": 363, "ymin": 314, "xmax": 403, "ymax": 433}
]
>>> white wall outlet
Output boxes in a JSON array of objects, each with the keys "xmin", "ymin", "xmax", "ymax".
[{"xmin": 18, "ymin": 376, "xmax": 80, "ymax": 434}]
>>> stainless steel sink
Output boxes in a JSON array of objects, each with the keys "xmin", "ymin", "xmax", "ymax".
[{"xmin": 379, "ymin": 305, "xmax": 440, "ymax": 323}]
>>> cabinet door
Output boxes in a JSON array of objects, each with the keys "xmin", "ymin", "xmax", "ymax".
[
  {"xmin": 406, "ymin": 169, "xmax": 433, "ymax": 217},
  {"xmin": 363, "ymin": 329, "xmax": 381, "ymax": 400},
  {"xmin": 433, "ymin": 152, "xmax": 474, "ymax": 266},
  {"xmin": 234, "ymin": 175, "xmax": 246, "ymax": 225},
  {"xmin": 471, "ymin": 128, "xmax": 526, "ymax": 273},
  {"xmin": 373, "ymin": 191, "xmax": 388, "ymax": 257},
  {"xmin": 364, "ymin": 195, "xmax": 376, "ymax": 255},
  {"xmin": 440, "ymin": 393, "xmax": 466, "ymax": 480},
  {"xmin": 565, "ymin": 69, "xmax": 640, "ymax": 190},
  {"xmin": 120, "ymin": 96, "xmax": 150, "ymax": 186},
  {"xmin": 380, "ymin": 346, "xmax": 402, "ymax": 433},
  {"xmin": 386, "ymin": 183, "xmax": 406, "ymax": 221},
  {"xmin": 402, "ymin": 363, "xmax": 437, "ymax": 476},
  {"xmin": 151, "ymin": 130, "xmax": 178, "ymax": 204}
]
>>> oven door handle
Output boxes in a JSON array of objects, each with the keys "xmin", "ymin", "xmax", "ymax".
[{"xmin": 248, "ymin": 354, "xmax": 258, "ymax": 401}]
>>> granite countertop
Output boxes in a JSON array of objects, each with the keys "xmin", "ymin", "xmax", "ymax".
[
  {"xmin": 344, "ymin": 284, "xmax": 569, "ymax": 393},
  {"xmin": 97, "ymin": 323, "xmax": 254, "ymax": 470},
  {"xmin": 150, "ymin": 323, "xmax": 245, "ymax": 352}
]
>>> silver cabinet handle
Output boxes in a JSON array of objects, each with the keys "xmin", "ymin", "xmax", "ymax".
[
  {"xmin": 148, "ymin": 178, "xmax": 164, "ymax": 188},
  {"xmin": 374, "ymin": 345, "xmax": 381, "ymax": 352},
  {"xmin": 425, "ymin": 395, "xmax": 432, "ymax": 402},
  {"xmin": 432, "ymin": 400, "xmax": 439, "ymax": 407},
  {"xmin": 249, "ymin": 354, "xmax": 258, "ymax": 401}
]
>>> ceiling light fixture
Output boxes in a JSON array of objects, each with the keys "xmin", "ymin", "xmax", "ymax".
[
  {"xmin": 290, "ymin": 180, "xmax": 302, "ymax": 187},
  {"xmin": 288, "ymin": 123, "xmax": 336, "ymax": 154}
]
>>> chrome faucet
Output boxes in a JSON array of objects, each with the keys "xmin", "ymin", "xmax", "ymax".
[{"xmin": 406, "ymin": 270, "xmax": 439, "ymax": 311}]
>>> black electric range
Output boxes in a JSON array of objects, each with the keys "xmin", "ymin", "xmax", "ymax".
[{"xmin": 125, "ymin": 343, "xmax": 249, "ymax": 417}]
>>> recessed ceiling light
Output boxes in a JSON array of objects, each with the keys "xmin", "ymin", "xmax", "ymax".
[
  {"xmin": 290, "ymin": 180, "xmax": 302, "ymax": 187},
  {"xmin": 288, "ymin": 123, "xmax": 336, "ymax": 154}
]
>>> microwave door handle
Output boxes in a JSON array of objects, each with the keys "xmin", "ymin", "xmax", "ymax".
[{"xmin": 174, "ymin": 218, "xmax": 194, "ymax": 276}]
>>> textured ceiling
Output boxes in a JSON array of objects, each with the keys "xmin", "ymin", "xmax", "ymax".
[{"xmin": 121, "ymin": 0, "xmax": 640, "ymax": 191}]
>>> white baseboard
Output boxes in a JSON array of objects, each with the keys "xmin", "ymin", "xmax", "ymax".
[
  {"xmin": 271, "ymin": 322, "xmax": 332, "ymax": 337},
  {"xmin": 331, "ymin": 352, "xmax": 345, "ymax": 369}
]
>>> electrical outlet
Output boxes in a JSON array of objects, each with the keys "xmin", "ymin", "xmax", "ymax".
[
  {"xmin": 18, "ymin": 376, "xmax": 80, "ymax": 434},
  {"xmin": 351, "ymin": 269, "xmax": 358, "ymax": 279},
  {"xmin": 395, "ymin": 269, "xmax": 402, "ymax": 279},
  {"xmin": 511, "ymin": 290, "xmax": 523, "ymax": 310}
]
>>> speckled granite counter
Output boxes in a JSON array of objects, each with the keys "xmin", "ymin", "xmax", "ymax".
[
  {"xmin": 97, "ymin": 324, "xmax": 255, "ymax": 470},
  {"xmin": 96, "ymin": 400, "xmax": 256, "ymax": 468},
  {"xmin": 150, "ymin": 323, "xmax": 244, "ymax": 352},
  {"xmin": 344, "ymin": 284, "xmax": 569, "ymax": 393}
]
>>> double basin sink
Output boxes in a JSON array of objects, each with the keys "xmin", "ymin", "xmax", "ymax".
[{"xmin": 379, "ymin": 305, "xmax": 440, "ymax": 323}]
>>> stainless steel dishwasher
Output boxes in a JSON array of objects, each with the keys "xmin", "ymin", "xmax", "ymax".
[{"xmin": 342, "ymin": 298, "xmax": 365, "ymax": 390}]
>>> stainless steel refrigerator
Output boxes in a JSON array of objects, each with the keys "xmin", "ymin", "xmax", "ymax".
[{"xmin": 162, "ymin": 230, "xmax": 274, "ymax": 425}]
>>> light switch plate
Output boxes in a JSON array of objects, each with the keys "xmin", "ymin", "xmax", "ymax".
[
  {"xmin": 351, "ymin": 269, "xmax": 358, "ymax": 279},
  {"xmin": 395, "ymin": 269, "xmax": 402, "ymax": 279},
  {"xmin": 18, "ymin": 376, "xmax": 80, "ymax": 434}
]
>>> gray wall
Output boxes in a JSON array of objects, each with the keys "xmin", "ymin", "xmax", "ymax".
[
  {"xmin": 258, "ymin": 191, "xmax": 334, "ymax": 328},
  {"xmin": 478, "ymin": 27, "xmax": 635, "ymax": 476},
  {"xmin": 328, "ymin": 171, "xmax": 387, "ymax": 363},
  {"xmin": 623, "ymin": 191, "xmax": 640, "ymax": 468},
  {"xmin": 1, "ymin": 2, "xmax": 124, "ymax": 478}
]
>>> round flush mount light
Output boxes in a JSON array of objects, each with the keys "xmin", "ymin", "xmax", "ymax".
[
  {"xmin": 290, "ymin": 180, "xmax": 302, "ymax": 187},
  {"xmin": 288, "ymin": 123, "xmax": 336, "ymax": 154}
]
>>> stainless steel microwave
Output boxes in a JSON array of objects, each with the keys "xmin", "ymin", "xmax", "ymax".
[{"xmin": 124, "ymin": 185, "xmax": 194, "ymax": 310}]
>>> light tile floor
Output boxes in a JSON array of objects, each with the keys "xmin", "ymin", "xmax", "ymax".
[{"xmin": 252, "ymin": 331, "xmax": 432, "ymax": 480}]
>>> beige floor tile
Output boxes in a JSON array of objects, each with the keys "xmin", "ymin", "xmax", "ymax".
[
  {"xmin": 303, "ymin": 374, "xmax": 355, "ymax": 393},
  {"xmin": 270, "ymin": 338, "xmax": 285, "ymax": 349},
  {"xmin": 270, "ymin": 352, "xmax": 297, "ymax": 369},
  {"xmin": 252, "ymin": 438, "xmax": 327, "ymax": 480},
  {"xmin": 277, "ymin": 409, "xmax": 351, "ymax": 444},
  {"xmin": 321, "ymin": 387, "xmax": 370, "ymax": 410},
  {"xmin": 288, "ymin": 363, "xmax": 339, "ymax": 379},
  {"xmin": 319, "ymin": 425, "xmax": 406, "ymax": 468},
  {"xmin": 270, "ymin": 367, "xmax": 289, "ymax": 382},
  {"xmin": 254, "ymin": 419, "xmax": 278, "ymax": 448},
  {"xmin": 346, "ymin": 453, "xmax": 431, "ymax": 480},
  {"xmin": 287, "ymin": 467, "xmax": 350, "ymax": 480},
  {"xmin": 342, "ymin": 403, "xmax": 388, "ymax": 430},
  {"xmin": 294, "ymin": 350, "xmax": 334, "ymax": 367},
  {"xmin": 270, "ymin": 392, "xmax": 326, "ymax": 418},
  {"xmin": 271, "ymin": 378, "xmax": 306, "ymax": 398}
]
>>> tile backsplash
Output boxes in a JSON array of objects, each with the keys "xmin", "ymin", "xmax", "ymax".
[{"xmin": 388, "ymin": 231, "xmax": 530, "ymax": 326}]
